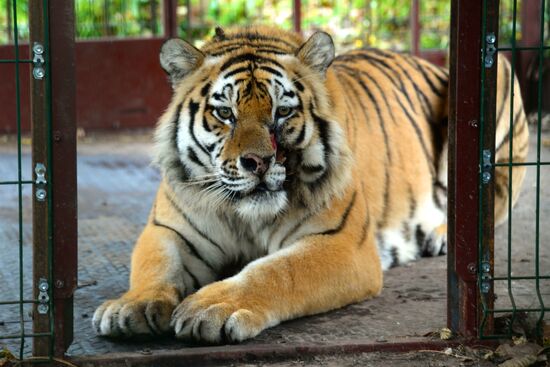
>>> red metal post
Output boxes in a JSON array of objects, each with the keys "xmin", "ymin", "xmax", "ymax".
[
  {"xmin": 447, "ymin": 0, "xmax": 483, "ymax": 337},
  {"xmin": 411, "ymin": 0, "xmax": 420, "ymax": 55},
  {"xmin": 49, "ymin": 0, "xmax": 77, "ymax": 356},
  {"xmin": 163, "ymin": 0, "xmax": 179, "ymax": 38},
  {"xmin": 519, "ymin": 1, "xmax": 542, "ymax": 113},
  {"xmin": 293, "ymin": 0, "xmax": 302, "ymax": 34}
]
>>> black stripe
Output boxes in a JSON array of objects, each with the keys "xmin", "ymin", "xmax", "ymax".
[
  {"xmin": 259, "ymin": 65, "xmax": 283, "ymax": 77},
  {"xmin": 200, "ymin": 82, "xmax": 211, "ymax": 97},
  {"xmin": 336, "ymin": 71, "xmax": 372, "ymax": 133},
  {"xmin": 338, "ymin": 53, "xmax": 418, "ymax": 114},
  {"xmin": 187, "ymin": 147, "xmax": 204, "ymax": 168},
  {"xmin": 335, "ymin": 66, "xmax": 392, "ymax": 163},
  {"xmin": 415, "ymin": 224, "xmax": 426, "ymax": 252},
  {"xmin": 358, "ymin": 184, "xmax": 370, "ymax": 248},
  {"xmin": 496, "ymin": 107, "xmax": 524, "ymax": 152},
  {"xmin": 496, "ymin": 61, "xmax": 511, "ymax": 124},
  {"xmin": 390, "ymin": 248, "xmax": 399, "ymax": 268},
  {"xmin": 205, "ymin": 143, "xmax": 216, "ymax": 153},
  {"xmin": 311, "ymin": 107, "xmax": 332, "ymax": 156},
  {"xmin": 223, "ymin": 33, "xmax": 297, "ymax": 48},
  {"xmin": 188, "ymin": 101, "xmax": 211, "ymax": 158},
  {"xmin": 164, "ymin": 192, "xmax": 227, "ymax": 256},
  {"xmin": 337, "ymin": 64, "xmax": 400, "ymax": 126},
  {"xmin": 403, "ymin": 56, "xmax": 444, "ymax": 98},
  {"xmin": 202, "ymin": 117, "xmax": 212, "ymax": 132},
  {"xmin": 219, "ymin": 53, "xmax": 283, "ymax": 72},
  {"xmin": 294, "ymin": 122, "xmax": 307, "ymax": 146},
  {"xmin": 210, "ymin": 46, "xmax": 288, "ymax": 57},
  {"xmin": 224, "ymin": 66, "xmax": 250, "ymax": 79},
  {"xmin": 283, "ymin": 90, "xmax": 295, "ymax": 98},
  {"xmin": 394, "ymin": 91, "xmax": 436, "ymax": 177},
  {"xmin": 320, "ymin": 191, "xmax": 357, "ymax": 236},
  {"xmin": 169, "ymin": 103, "xmax": 192, "ymax": 181},
  {"xmin": 407, "ymin": 185, "xmax": 417, "ymax": 218},
  {"xmin": 152, "ymin": 219, "xmax": 216, "ymax": 274},
  {"xmin": 432, "ymin": 181, "xmax": 443, "ymax": 210}
]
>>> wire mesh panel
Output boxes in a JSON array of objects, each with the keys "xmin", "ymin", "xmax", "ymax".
[
  {"xmin": 0, "ymin": 0, "xmax": 53, "ymax": 361},
  {"xmin": 478, "ymin": 0, "xmax": 550, "ymax": 340},
  {"xmin": 0, "ymin": 0, "xmax": 76, "ymax": 362}
]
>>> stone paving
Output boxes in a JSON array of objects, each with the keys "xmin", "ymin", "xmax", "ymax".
[{"xmin": 0, "ymin": 128, "xmax": 548, "ymax": 360}]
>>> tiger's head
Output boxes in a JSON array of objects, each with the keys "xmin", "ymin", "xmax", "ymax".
[{"xmin": 155, "ymin": 26, "xmax": 352, "ymax": 221}]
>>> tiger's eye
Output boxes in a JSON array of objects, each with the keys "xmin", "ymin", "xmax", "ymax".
[
  {"xmin": 277, "ymin": 106, "xmax": 292, "ymax": 117},
  {"xmin": 217, "ymin": 107, "xmax": 233, "ymax": 120}
]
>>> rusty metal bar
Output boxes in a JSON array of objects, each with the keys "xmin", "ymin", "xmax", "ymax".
[
  {"xmin": 48, "ymin": 0, "xmax": 77, "ymax": 357},
  {"xmin": 293, "ymin": 0, "xmax": 302, "ymax": 34},
  {"xmin": 30, "ymin": 0, "xmax": 52, "ymax": 358},
  {"xmin": 519, "ymin": 1, "xmax": 542, "ymax": 113},
  {"xmin": 163, "ymin": 0, "xmax": 178, "ymax": 38},
  {"xmin": 448, "ymin": 0, "xmax": 483, "ymax": 337},
  {"xmin": 68, "ymin": 338, "xmax": 498, "ymax": 367},
  {"xmin": 411, "ymin": 0, "xmax": 420, "ymax": 55}
]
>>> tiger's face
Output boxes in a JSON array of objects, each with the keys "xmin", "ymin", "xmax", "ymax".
[{"xmin": 156, "ymin": 28, "xmax": 349, "ymax": 220}]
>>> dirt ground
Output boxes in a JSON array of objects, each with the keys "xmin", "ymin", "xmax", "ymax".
[{"xmin": 0, "ymin": 126, "xmax": 548, "ymax": 366}]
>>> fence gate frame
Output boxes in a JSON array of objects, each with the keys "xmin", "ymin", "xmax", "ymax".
[
  {"xmin": 4, "ymin": 0, "xmax": 546, "ymax": 364},
  {"xmin": 30, "ymin": 0, "xmax": 77, "ymax": 359}
]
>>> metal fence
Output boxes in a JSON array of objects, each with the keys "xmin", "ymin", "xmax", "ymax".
[
  {"xmin": 478, "ymin": 0, "xmax": 549, "ymax": 340},
  {"xmin": 0, "ymin": 0, "xmax": 548, "ymax": 364},
  {"xmin": 448, "ymin": 0, "xmax": 549, "ymax": 341},
  {"xmin": 0, "ymin": 0, "xmax": 76, "ymax": 363}
]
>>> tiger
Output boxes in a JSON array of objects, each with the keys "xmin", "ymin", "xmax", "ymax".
[{"xmin": 92, "ymin": 26, "xmax": 528, "ymax": 343}]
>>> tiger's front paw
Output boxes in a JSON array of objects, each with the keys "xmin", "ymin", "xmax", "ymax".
[
  {"xmin": 171, "ymin": 280, "xmax": 269, "ymax": 344},
  {"xmin": 92, "ymin": 287, "xmax": 180, "ymax": 338}
]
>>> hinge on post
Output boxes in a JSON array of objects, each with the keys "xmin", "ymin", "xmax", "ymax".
[
  {"xmin": 32, "ymin": 42, "xmax": 45, "ymax": 80},
  {"xmin": 37, "ymin": 278, "xmax": 50, "ymax": 314},
  {"xmin": 34, "ymin": 163, "xmax": 47, "ymax": 201},
  {"xmin": 482, "ymin": 149, "xmax": 492, "ymax": 184},
  {"xmin": 484, "ymin": 33, "xmax": 497, "ymax": 68},
  {"xmin": 480, "ymin": 261, "xmax": 492, "ymax": 293}
]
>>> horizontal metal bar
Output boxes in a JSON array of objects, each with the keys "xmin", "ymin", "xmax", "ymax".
[
  {"xmin": 0, "ymin": 180, "xmax": 34, "ymax": 185},
  {"xmin": 498, "ymin": 46, "xmax": 550, "ymax": 51},
  {"xmin": 68, "ymin": 338, "xmax": 499, "ymax": 367},
  {"xmin": 0, "ymin": 300, "xmax": 38, "ymax": 305},
  {"xmin": 493, "ymin": 275, "xmax": 550, "ymax": 280},
  {"xmin": 0, "ymin": 332, "xmax": 53, "ymax": 340},
  {"xmin": 0, "ymin": 59, "xmax": 33, "ymax": 63},
  {"xmin": 494, "ymin": 161, "xmax": 550, "ymax": 167},
  {"xmin": 485, "ymin": 308, "xmax": 550, "ymax": 313}
]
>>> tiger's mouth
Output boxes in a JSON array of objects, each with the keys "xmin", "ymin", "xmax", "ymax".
[{"xmin": 271, "ymin": 132, "xmax": 287, "ymax": 165}]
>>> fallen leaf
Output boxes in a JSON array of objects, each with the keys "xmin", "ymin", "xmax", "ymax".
[{"xmin": 439, "ymin": 327, "xmax": 453, "ymax": 340}]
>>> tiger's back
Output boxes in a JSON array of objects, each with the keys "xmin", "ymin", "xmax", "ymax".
[{"xmin": 330, "ymin": 48, "xmax": 527, "ymax": 268}]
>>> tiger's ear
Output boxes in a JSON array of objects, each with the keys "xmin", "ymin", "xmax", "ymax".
[
  {"xmin": 295, "ymin": 32, "xmax": 335, "ymax": 75},
  {"xmin": 160, "ymin": 38, "xmax": 204, "ymax": 88}
]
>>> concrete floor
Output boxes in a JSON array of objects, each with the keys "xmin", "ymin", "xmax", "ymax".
[{"xmin": 0, "ymin": 127, "xmax": 548, "ymax": 363}]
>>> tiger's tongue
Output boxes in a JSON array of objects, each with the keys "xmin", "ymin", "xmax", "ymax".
[
  {"xmin": 271, "ymin": 133, "xmax": 286, "ymax": 163},
  {"xmin": 270, "ymin": 133, "xmax": 277, "ymax": 150}
]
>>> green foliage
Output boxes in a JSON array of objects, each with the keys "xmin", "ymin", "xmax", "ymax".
[
  {"xmin": 75, "ymin": 0, "xmax": 162, "ymax": 39},
  {"xmin": 0, "ymin": 0, "xmax": 29, "ymax": 44},
  {"xmin": 0, "ymin": 0, "xmax": 536, "ymax": 54}
]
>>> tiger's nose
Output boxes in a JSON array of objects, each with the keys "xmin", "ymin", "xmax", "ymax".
[{"xmin": 240, "ymin": 153, "xmax": 272, "ymax": 176}]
